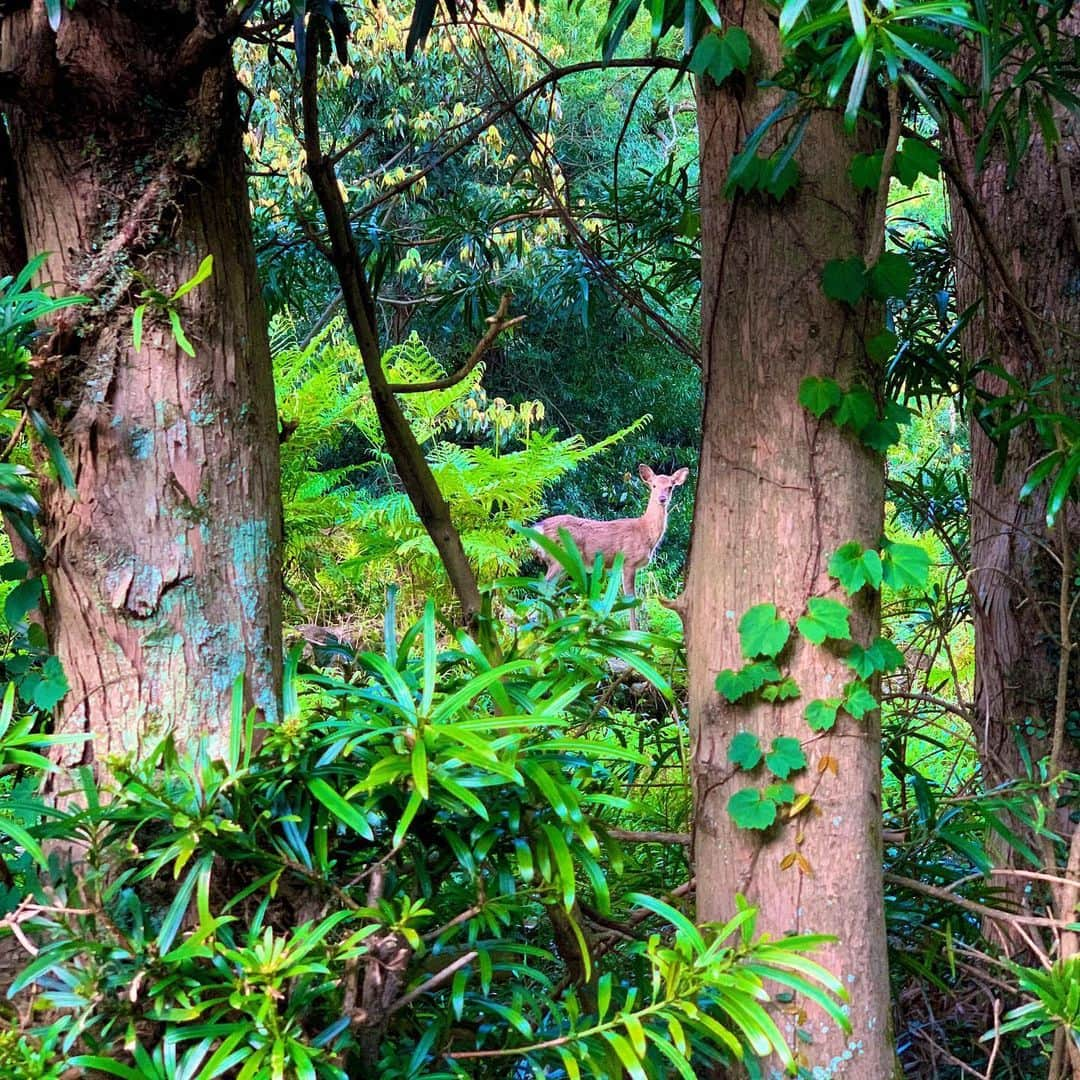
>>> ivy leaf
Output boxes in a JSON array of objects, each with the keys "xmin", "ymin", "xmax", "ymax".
[
  {"xmin": 866, "ymin": 329, "xmax": 898, "ymax": 363},
  {"xmin": 845, "ymin": 637, "xmax": 905, "ymax": 678},
  {"xmin": 765, "ymin": 155, "xmax": 800, "ymax": 200},
  {"xmin": 765, "ymin": 737, "xmax": 807, "ymax": 780},
  {"xmin": 827, "ymin": 542, "xmax": 882, "ymax": 595},
  {"xmin": 716, "ymin": 660, "xmax": 782, "ymax": 702},
  {"xmin": 728, "ymin": 731, "xmax": 764, "ymax": 770},
  {"xmin": 868, "ymin": 252, "xmax": 914, "ymax": 301},
  {"xmin": 689, "ymin": 27, "xmax": 751, "ymax": 84},
  {"xmin": 805, "ymin": 698, "xmax": 841, "ymax": 731},
  {"xmin": 849, "ymin": 151, "xmax": 883, "ymax": 191},
  {"xmin": 798, "ymin": 376, "xmax": 843, "ymax": 418},
  {"xmin": 761, "ymin": 676, "xmax": 801, "ymax": 702},
  {"xmin": 842, "ymin": 680, "xmax": 878, "ymax": 719},
  {"xmin": 764, "ymin": 782, "xmax": 796, "ymax": 805},
  {"xmin": 882, "ymin": 541, "xmax": 931, "ymax": 589},
  {"xmin": 797, "ymin": 597, "xmax": 852, "ymax": 644},
  {"xmin": 32, "ymin": 655, "xmax": 69, "ymax": 711},
  {"xmin": 894, "ymin": 137, "xmax": 940, "ymax": 185},
  {"xmin": 859, "ymin": 417, "xmax": 902, "ymax": 452},
  {"xmin": 4, "ymin": 578, "xmax": 42, "ymax": 626},
  {"xmin": 728, "ymin": 788, "xmax": 778, "ymax": 830},
  {"xmin": 821, "ymin": 257, "xmax": 867, "ymax": 305},
  {"xmin": 834, "ymin": 386, "xmax": 877, "ymax": 434},
  {"xmin": 738, "ymin": 604, "xmax": 791, "ymax": 659}
]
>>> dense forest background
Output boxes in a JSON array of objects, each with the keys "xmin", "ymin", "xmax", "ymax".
[{"xmin": 0, "ymin": 0, "xmax": 1075, "ymax": 1078}]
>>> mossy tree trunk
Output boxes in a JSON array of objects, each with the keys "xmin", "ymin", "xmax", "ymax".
[{"xmin": 0, "ymin": 1, "xmax": 282, "ymax": 772}]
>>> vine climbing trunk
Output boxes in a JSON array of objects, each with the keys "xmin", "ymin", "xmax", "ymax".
[
  {"xmin": 0, "ymin": 3, "xmax": 283, "ymax": 772},
  {"xmin": 685, "ymin": 2, "xmax": 897, "ymax": 1075}
]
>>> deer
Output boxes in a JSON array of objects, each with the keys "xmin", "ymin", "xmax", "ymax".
[{"xmin": 532, "ymin": 464, "xmax": 689, "ymax": 630}]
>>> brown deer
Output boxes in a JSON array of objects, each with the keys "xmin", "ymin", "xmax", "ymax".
[{"xmin": 533, "ymin": 464, "xmax": 689, "ymax": 630}]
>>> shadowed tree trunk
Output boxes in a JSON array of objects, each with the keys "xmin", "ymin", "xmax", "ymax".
[
  {"xmin": 0, "ymin": 2, "xmax": 282, "ymax": 772},
  {"xmin": 685, "ymin": 2, "xmax": 897, "ymax": 1074},
  {"xmin": 946, "ymin": 19, "xmax": 1079, "ymax": 934}
]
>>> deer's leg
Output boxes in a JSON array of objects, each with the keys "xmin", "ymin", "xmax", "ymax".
[
  {"xmin": 623, "ymin": 564, "xmax": 638, "ymax": 631},
  {"xmin": 544, "ymin": 560, "xmax": 562, "ymax": 583}
]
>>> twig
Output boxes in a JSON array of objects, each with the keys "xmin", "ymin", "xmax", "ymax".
[
  {"xmin": 387, "ymin": 950, "xmax": 478, "ymax": 1015},
  {"xmin": 606, "ymin": 828, "xmax": 690, "ymax": 845},
  {"xmin": 386, "ymin": 295, "xmax": 524, "ymax": 393},
  {"xmin": 865, "ymin": 82, "xmax": 900, "ymax": 266}
]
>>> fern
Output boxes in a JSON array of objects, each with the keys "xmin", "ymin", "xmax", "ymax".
[{"xmin": 274, "ymin": 321, "xmax": 648, "ymax": 627}]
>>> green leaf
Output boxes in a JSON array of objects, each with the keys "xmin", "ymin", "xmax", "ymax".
[
  {"xmin": 797, "ymin": 597, "xmax": 852, "ymax": 644},
  {"xmin": 738, "ymin": 603, "xmax": 791, "ymax": 659},
  {"xmin": 716, "ymin": 660, "xmax": 781, "ymax": 702},
  {"xmin": 45, "ymin": 0, "xmax": 62, "ymax": 31},
  {"xmin": 798, "ymin": 376, "xmax": 843, "ymax": 418},
  {"xmin": 859, "ymin": 417, "xmax": 903, "ymax": 452},
  {"xmin": 881, "ymin": 540, "xmax": 931, "ymax": 589},
  {"xmin": 866, "ymin": 329, "xmax": 898, "ymax": 363},
  {"xmin": 132, "ymin": 304, "xmax": 145, "ymax": 352},
  {"xmin": 828, "ymin": 541, "xmax": 882, "ymax": 595},
  {"xmin": 168, "ymin": 308, "xmax": 195, "ymax": 356},
  {"xmin": 306, "ymin": 777, "xmax": 374, "ymax": 840},
  {"xmin": 4, "ymin": 578, "xmax": 41, "ymax": 626},
  {"xmin": 765, "ymin": 154, "xmax": 801, "ymax": 200},
  {"xmin": 763, "ymin": 781, "xmax": 796, "ymax": 805},
  {"xmin": 761, "ymin": 676, "xmax": 800, "ymax": 702},
  {"xmin": 895, "ymin": 137, "xmax": 940, "ymax": 185},
  {"xmin": 28, "ymin": 409, "xmax": 75, "ymax": 491},
  {"xmin": 842, "ymin": 680, "xmax": 878, "ymax": 719},
  {"xmin": 844, "ymin": 637, "xmax": 904, "ymax": 678},
  {"xmin": 849, "ymin": 151, "xmax": 883, "ymax": 190},
  {"xmin": 728, "ymin": 731, "xmax": 764, "ymax": 770},
  {"xmin": 1047, "ymin": 450, "xmax": 1080, "ymax": 527},
  {"xmin": 728, "ymin": 787, "xmax": 778, "ymax": 830},
  {"xmin": 868, "ymin": 251, "xmax": 914, "ymax": 300},
  {"xmin": 689, "ymin": 27, "xmax": 751, "ymax": 84},
  {"xmin": 171, "ymin": 254, "xmax": 214, "ymax": 300},
  {"xmin": 805, "ymin": 698, "xmax": 841, "ymax": 732},
  {"xmin": 31, "ymin": 655, "xmax": 68, "ymax": 710},
  {"xmin": 821, "ymin": 257, "xmax": 867, "ymax": 305},
  {"xmin": 834, "ymin": 386, "xmax": 877, "ymax": 434},
  {"xmin": 765, "ymin": 737, "xmax": 807, "ymax": 780}
]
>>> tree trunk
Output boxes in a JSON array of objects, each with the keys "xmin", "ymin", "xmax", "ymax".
[
  {"xmin": 0, "ymin": 2, "xmax": 282, "ymax": 770},
  {"xmin": 687, "ymin": 3, "xmax": 897, "ymax": 1074},
  {"xmin": 945, "ymin": 25, "xmax": 1079, "ymax": 952},
  {"xmin": 947, "ymin": 35, "xmax": 1080, "ymax": 799}
]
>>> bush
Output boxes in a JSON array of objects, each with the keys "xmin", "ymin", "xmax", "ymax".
[{"xmin": 1, "ymin": 564, "xmax": 845, "ymax": 1078}]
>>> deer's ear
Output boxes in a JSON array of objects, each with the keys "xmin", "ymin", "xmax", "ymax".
[
  {"xmin": 672, "ymin": 467, "xmax": 689, "ymax": 486},
  {"xmin": 638, "ymin": 464, "xmax": 655, "ymax": 483}
]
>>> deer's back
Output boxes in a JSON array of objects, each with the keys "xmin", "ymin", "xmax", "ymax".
[{"xmin": 535, "ymin": 513, "xmax": 656, "ymax": 567}]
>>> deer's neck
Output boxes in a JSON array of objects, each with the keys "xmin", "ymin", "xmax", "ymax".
[{"xmin": 641, "ymin": 495, "xmax": 669, "ymax": 547}]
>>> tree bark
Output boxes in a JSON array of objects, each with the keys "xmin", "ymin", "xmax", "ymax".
[
  {"xmin": 947, "ymin": 31, "xmax": 1079, "ymax": 798},
  {"xmin": 687, "ymin": 2, "xmax": 897, "ymax": 1074},
  {"xmin": 0, "ymin": 2, "xmax": 282, "ymax": 771}
]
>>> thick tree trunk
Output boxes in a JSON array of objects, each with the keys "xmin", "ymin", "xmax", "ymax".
[
  {"xmin": 948, "ymin": 39, "xmax": 1079, "ymax": 800},
  {"xmin": 0, "ymin": 2, "xmax": 282, "ymax": 770},
  {"xmin": 687, "ymin": 3, "xmax": 896, "ymax": 1074}
]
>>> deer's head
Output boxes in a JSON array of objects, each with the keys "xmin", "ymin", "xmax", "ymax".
[{"xmin": 638, "ymin": 464, "xmax": 690, "ymax": 508}]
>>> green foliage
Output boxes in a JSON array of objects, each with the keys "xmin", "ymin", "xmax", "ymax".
[
  {"xmin": 764, "ymin": 737, "xmax": 807, "ymax": 780},
  {"xmin": 688, "ymin": 27, "xmax": 751, "ymax": 84},
  {"xmin": 804, "ymin": 698, "xmax": 840, "ymax": 732},
  {"xmin": 130, "ymin": 255, "xmax": 213, "ymax": 357},
  {"xmin": 796, "ymin": 597, "xmax": 852, "ymax": 645},
  {"xmin": 273, "ymin": 319, "xmax": 648, "ymax": 622},
  {"xmin": 716, "ymin": 660, "xmax": 781, "ymax": 703},
  {"xmin": 799, "ymin": 375, "xmax": 913, "ymax": 451},
  {"xmin": 728, "ymin": 731, "xmax": 763, "ymax": 769},
  {"xmin": 0, "ymin": 574, "xmax": 845, "ymax": 1077},
  {"xmin": 738, "ymin": 603, "xmax": 791, "ymax": 659},
  {"xmin": 828, "ymin": 541, "xmax": 883, "ymax": 595}
]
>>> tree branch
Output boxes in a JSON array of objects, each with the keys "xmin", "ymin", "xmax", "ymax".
[
  {"xmin": 386, "ymin": 294, "xmax": 524, "ymax": 393},
  {"xmin": 865, "ymin": 81, "xmax": 900, "ymax": 267},
  {"xmin": 300, "ymin": 46, "xmax": 483, "ymax": 624}
]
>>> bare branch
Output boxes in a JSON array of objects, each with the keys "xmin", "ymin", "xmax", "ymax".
[{"xmin": 387, "ymin": 294, "xmax": 524, "ymax": 393}]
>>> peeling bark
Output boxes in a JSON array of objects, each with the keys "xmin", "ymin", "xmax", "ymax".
[
  {"xmin": 687, "ymin": 2, "xmax": 897, "ymax": 1074},
  {"xmin": 0, "ymin": 2, "xmax": 282, "ymax": 770}
]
